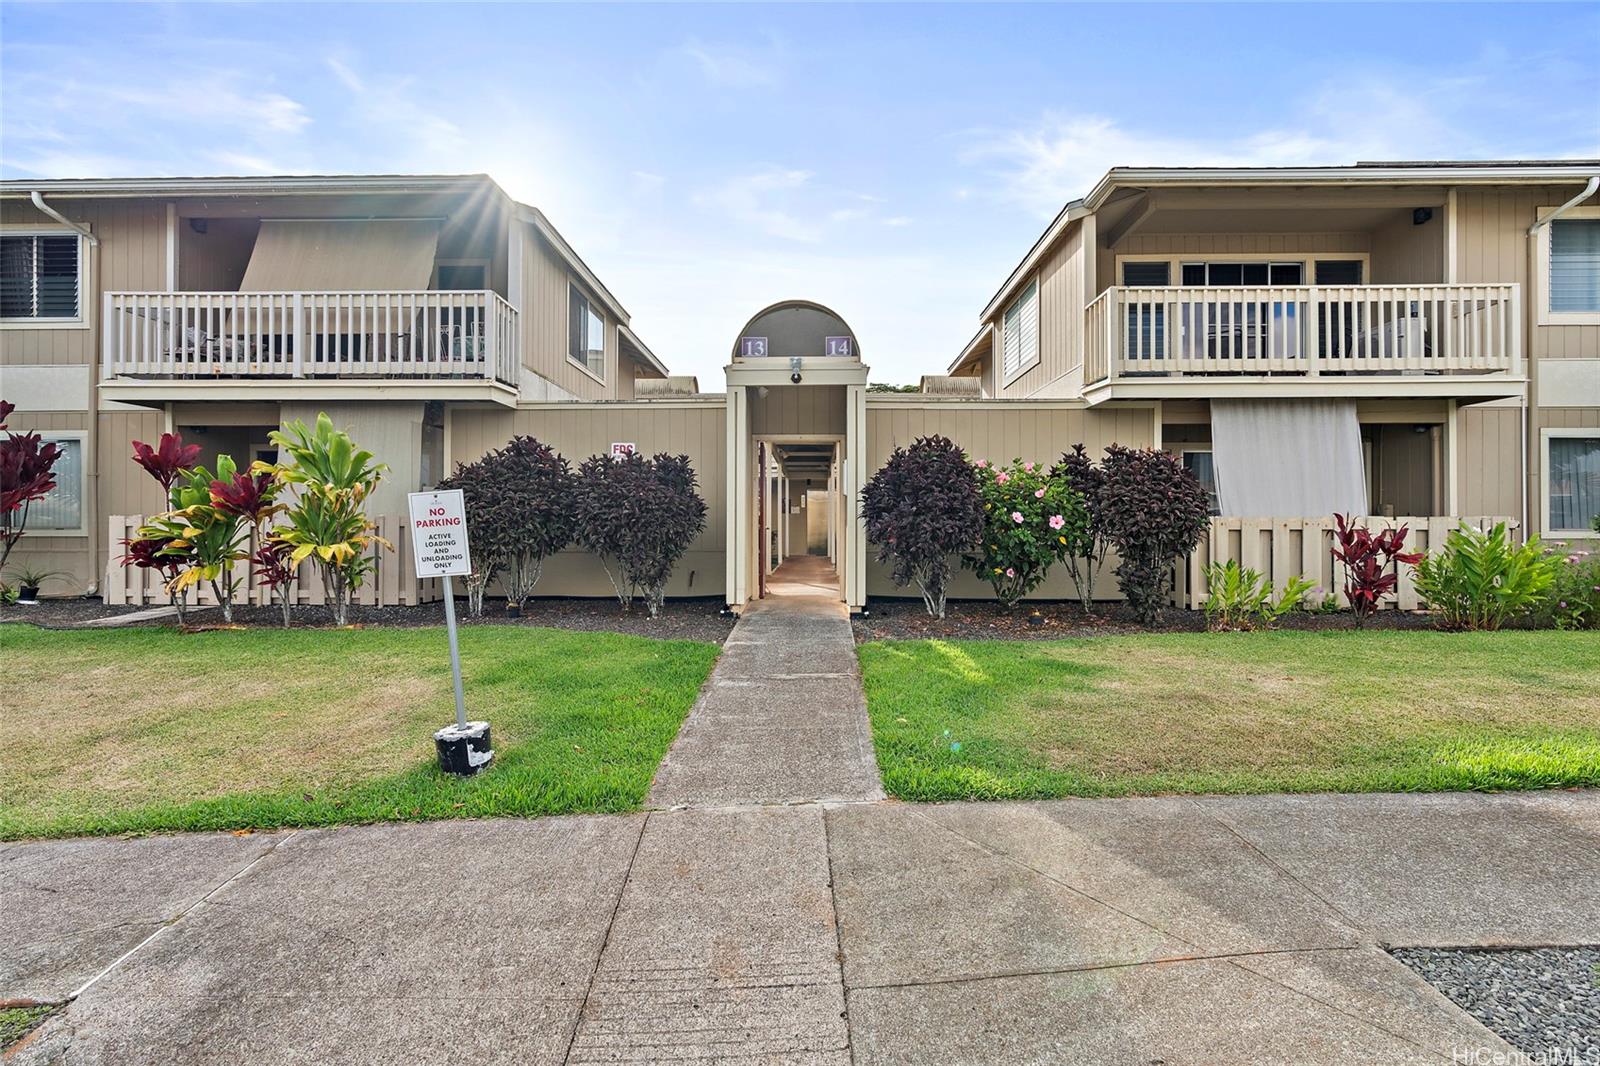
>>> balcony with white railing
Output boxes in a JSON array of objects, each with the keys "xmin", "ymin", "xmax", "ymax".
[
  {"xmin": 101, "ymin": 290, "xmax": 520, "ymax": 390},
  {"xmin": 1082, "ymin": 283, "xmax": 1522, "ymax": 399}
]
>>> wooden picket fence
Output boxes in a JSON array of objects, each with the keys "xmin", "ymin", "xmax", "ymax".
[
  {"xmin": 104, "ymin": 514, "xmax": 440, "ymax": 607},
  {"xmin": 1183, "ymin": 515, "xmax": 1518, "ymax": 611}
]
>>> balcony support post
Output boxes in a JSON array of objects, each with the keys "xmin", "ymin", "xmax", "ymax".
[
  {"xmin": 1104, "ymin": 289, "xmax": 1119, "ymax": 384},
  {"xmin": 1508, "ymin": 283, "xmax": 1522, "ymax": 379},
  {"xmin": 291, "ymin": 293, "xmax": 305, "ymax": 378},
  {"xmin": 102, "ymin": 292, "xmax": 115, "ymax": 381},
  {"xmin": 1304, "ymin": 290, "xmax": 1319, "ymax": 376},
  {"xmin": 482, "ymin": 292, "xmax": 495, "ymax": 381}
]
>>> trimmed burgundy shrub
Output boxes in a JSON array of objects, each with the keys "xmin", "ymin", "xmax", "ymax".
[
  {"xmin": 1097, "ymin": 445, "xmax": 1210, "ymax": 624},
  {"xmin": 574, "ymin": 451, "xmax": 707, "ymax": 617},
  {"xmin": 1056, "ymin": 443, "xmax": 1110, "ymax": 612},
  {"xmin": 862, "ymin": 435, "xmax": 982, "ymax": 618}
]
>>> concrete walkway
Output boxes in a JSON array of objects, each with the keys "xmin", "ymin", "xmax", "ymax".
[
  {"xmin": 647, "ymin": 573, "xmax": 883, "ymax": 807},
  {"xmin": 7, "ymin": 791, "xmax": 1599, "ymax": 1064}
]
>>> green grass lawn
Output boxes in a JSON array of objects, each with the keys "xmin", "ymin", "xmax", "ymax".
[
  {"xmin": 859, "ymin": 631, "xmax": 1600, "ymax": 802},
  {"xmin": 0, "ymin": 624, "xmax": 719, "ymax": 840}
]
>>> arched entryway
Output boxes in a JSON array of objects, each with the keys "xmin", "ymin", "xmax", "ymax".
[{"xmin": 725, "ymin": 300, "xmax": 869, "ymax": 611}]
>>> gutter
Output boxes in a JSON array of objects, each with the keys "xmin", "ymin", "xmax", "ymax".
[
  {"xmin": 1526, "ymin": 174, "xmax": 1599, "ymax": 236},
  {"xmin": 30, "ymin": 191, "xmax": 98, "ymax": 246},
  {"xmin": 30, "ymin": 192, "xmax": 102, "ymax": 594}
]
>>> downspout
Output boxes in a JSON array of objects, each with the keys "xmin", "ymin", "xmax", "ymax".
[
  {"xmin": 33, "ymin": 192, "xmax": 103, "ymax": 594},
  {"xmin": 1521, "ymin": 174, "xmax": 1600, "ymax": 538}
]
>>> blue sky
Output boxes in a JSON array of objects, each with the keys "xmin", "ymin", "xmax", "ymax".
[{"xmin": 3, "ymin": 2, "xmax": 1597, "ymax": 385}]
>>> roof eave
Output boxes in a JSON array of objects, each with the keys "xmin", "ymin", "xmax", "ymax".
[
  {"xmin": 619, "ymin": 324, "xmax": 669, "ymax": 377},
  {"xmin": 518, "ymin": 205, "xmax": 629, "ymax": 325}
]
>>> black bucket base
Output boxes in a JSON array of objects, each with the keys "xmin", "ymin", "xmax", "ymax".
[{"xmin": 435, "ymin": 721, "xmax": 494, "ymax": 776}]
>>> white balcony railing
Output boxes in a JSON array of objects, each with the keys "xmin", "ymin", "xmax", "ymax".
[
  {"xmin": 1084, "ymin": 283, "xmax": 1520, "ymax": 386},
  {"xmin": 102, "ymin": 290, "xmax": 519, "ymax": 386}
]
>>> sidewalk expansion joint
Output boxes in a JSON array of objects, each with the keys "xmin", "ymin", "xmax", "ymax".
[
  {"xmin": 846, "ymin": 944, "xmax": 1364, "ymax": 992},
  {"xmin": 67, "ymin": 828, "xmax": 299, "ymax": 1001},
  {"xmin": 559, "ymin": 811, "xmax": 650, "ymax": 1066}
]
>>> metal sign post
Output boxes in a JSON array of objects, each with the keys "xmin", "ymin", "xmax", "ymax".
[{"xmin": 407, "ymin": 489, "xmax": 492, "ymax": 775}]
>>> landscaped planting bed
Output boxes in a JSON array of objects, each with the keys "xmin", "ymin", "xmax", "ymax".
[
  {"xmin": 0, "ymin": 624, "xmax": 720, "ymax": 839},
  {"xmin": 0, "ymin": 595, "xmax": 736, "ymax": 642},
  {"xmin": 859, "ymin": 630, "xmax": 1600, "ymax": 801}
]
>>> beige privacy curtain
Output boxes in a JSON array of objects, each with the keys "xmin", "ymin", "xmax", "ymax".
[
  {"xmin": 239, "ymin": 220, "xmax": 440, "ymax": 291},
  {"xmin": 1210, "ymin": 399, "xmax": 1369, "ymax": 517}
]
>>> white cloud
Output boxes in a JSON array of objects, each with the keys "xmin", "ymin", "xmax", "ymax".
[
  {"xmin": 965, "ymin": 65, "xmax": 1600, "ymax": 217},
  {"xmin": 678, "ymin": 37, "xmax": 781, "ymax": 88},
  {"xmin": 696, "ymin": 168, "xmax": 823, "ymax": 243}
]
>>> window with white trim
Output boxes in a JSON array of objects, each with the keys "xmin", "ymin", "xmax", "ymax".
[
  {"xmin": 1002, "ymin": 278, "xmax": 1039, "ymax": 381},
  {"xmin": 1181, "ymin": 450, "xmax": 1219, "ymax": 516},
  {"xmin": 1545, "ymin": 431, "xmax": 1599, "ymax": 535},
  {"xmin": 568, "ymin": 283, "xmax": 605, "ymax": 380},
  {"xmin": 1, "ymin": 431, "xmax": 85, "ymax": 533},
  {"xmin": 1549, "ymin": 217, "xmax": 1600, "ymax": 314},
  {"xmin": 0, "ymin": 232, "xmax": 82, "ymax": 321}
]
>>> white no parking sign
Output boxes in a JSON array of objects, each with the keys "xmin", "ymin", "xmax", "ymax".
[{"xmin": 407, "ymin": 490, "xmax": 484, "ymax": 768}]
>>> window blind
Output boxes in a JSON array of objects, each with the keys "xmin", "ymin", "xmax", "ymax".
[
  {"xmin": 1548, "ymin": 435, "xmax": 1600, "ymax": 532},
  {"xmin": 0, "ymin": 234, "xmax": 80, "ymax": 319},
  {"xmin": 1002, "ymin": 279, "xmax": 1038, "ymax": 379},
  {"xmin": 1550, "ymin": 218, "xmax": 1600, "ymax": 313}
]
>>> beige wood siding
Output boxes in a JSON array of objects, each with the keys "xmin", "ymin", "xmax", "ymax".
[
  {"xmin": 748, "ymin": 385, "xmax": 847, "ymax": 436},
  {"xmin": 1370, "ymin": 211, "xmax": 1445, "ymax": 284},
  {"xmin": 1459, "ymin": 405, "xmax": 1522, "ymax": 518},
  {"xmin": 1096, "ymin": 231, "xmax": 1372, "ymax": 294},
  {"xmin": 519, "ymin": 227, "xmax": 616, "ymax": 399},
  {"xmin": 999, "ymin": 222, "xmax": 1085, "ymax": 399},
  {"xmin": 1455, "ymin": 184, "xmax": 1599, "ymax": 360},
  {"xmin": 2, "ymin": 198, "xmax": 169, "ymax": 367},
  {"xmin": 863, "ymin": 398, "xmax": 1155, "ymax": 599},
  {"xmin": 449, "ymin": 400, "xmax": 727, "ymax": 597}
]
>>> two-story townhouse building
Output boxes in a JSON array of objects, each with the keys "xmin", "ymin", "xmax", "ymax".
[
  {"xmin": 1, "ymin": 173, "xmax": 677, "ymax": 597},
  {"xmin": 4, "ymin": 160, "xmax": 1596, "ymax": 615},
  {"xmin": 946, "ymin": 161, "xmax": 1600, "ymax": 552}
]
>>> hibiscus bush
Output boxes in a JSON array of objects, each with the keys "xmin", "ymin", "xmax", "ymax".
[
  {"xmin": 1098, "ymin": 446, "xmax": 1210, "ymax": 624},
  {"xmin": 574, "ymin": 451, "xmax": 707, "ymax": 617},
  {"xmin": 1540, "ymin": 545, "xmax": 1600, "ymax": 630},
  {"xmin": 861, "ymin": 435, "xmax": 982, "ymax": 619},
  {"xmin": 962, "ymin": 458, "xmax": 1087, "ymax": 609}
]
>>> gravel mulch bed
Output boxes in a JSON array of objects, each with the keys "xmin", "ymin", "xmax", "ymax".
[
  {"xmin": 1391, "ymin": 946, "xmax": 1600, "ymax": 1059},
  {"xmin": 851, "ymin": 598, "xmax": 1438, "ymax": 642},
  {"xmin": 1, "ymin": 596, "xmax": 736, "ymax": 644}
]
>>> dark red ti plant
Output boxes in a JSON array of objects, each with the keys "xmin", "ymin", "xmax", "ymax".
[
  {"xmin": 253, "ymin": 539, "xmax": 297, "ymax": 629},
  {"xmin": 1331, "ymin": 513, "xmax": 1424, "ymax": 627},
  {"xmin": 1, "ymin": 399, "xmax": 65, "ymax": 573},
  {"xmin": 131, "ymin": 433, "xmax": 203, "ymax": 503},
  {"xmin": 119, "ymin": 534, "xmax": 191, "ymax": 626}
]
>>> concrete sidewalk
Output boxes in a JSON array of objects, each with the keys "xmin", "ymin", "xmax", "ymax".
[
  {"xmin": 647, "ymin": 592, "xmax": 884, "ymax": 807},
  {"xmin": 7, "ymin": 790, "xmax": 1598, "ymax": 1064}
]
